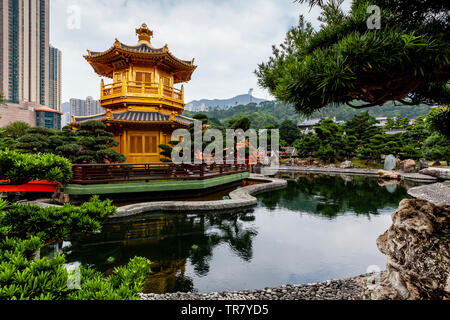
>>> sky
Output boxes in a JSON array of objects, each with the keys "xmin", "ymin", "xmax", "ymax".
[{"xmin": 49, "ymin": 0, "xmax": 347, "ymax": 103}]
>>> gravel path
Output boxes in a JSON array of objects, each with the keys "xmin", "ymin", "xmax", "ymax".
[{"xmin": 139, "ymin": 274, "xmax": 376, "ymax": 300}]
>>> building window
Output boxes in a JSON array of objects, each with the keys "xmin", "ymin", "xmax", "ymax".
[
  {"xmin": 136, "ymin": 72, "xmax": 152, "ymax": 84},
  {"xmin": 160, "ymin": 76, "xmax": 170, "ymax": 87},
  {"xmin": 130, "ymin": 135, "xmax": 158, "ymax": 154}
]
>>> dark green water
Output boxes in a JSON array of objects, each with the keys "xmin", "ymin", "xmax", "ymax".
[{"xmin": 64, "ymin": 174, "xmax": 418, "ymax": 294}]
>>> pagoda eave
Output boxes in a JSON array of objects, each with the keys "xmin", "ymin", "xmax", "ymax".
[{"xmin": 84, "ymin": 48, "xmax": 196, "ymax": 80}]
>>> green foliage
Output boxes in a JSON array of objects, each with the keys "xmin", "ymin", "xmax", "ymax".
[
  {"xmin": 279, "ymin": 120, "xmax": 301, "ymax": 145},
  {"xmin": 9, "ymin": 121, "xmax": 127, "ymax": 164},
  {"xmin": 75, "ymin": 121, "xmax": 126, "ymax": 164},
  {"xmin": 159, "ymin": 140, "xmax": 180, "ymax": 162},
  {"xmin": 0, "ymin": 237, "xmax": 70, "ymax": 300},
  {"xmin": 0, "ymin": 122, "xmax": 31, "ymax": 140},
  {"xmin": 0, "ymin": 137, "xmax": 15, "ymax": 151},
  {"xmin": 68, "ymin": 257, "xmax": 151, "ymax": 300},
  {"xmin": 14, "ymin": 127, "xmax": 61, "ymax": 154},
  {"xmin": 184, "ymin": 101, "xmax": 304, "ymax": 130},
  {"xmin": 257, "ymin": 1, "xmax": 450, "ymax": 114},
  {"xmin": 0, "ymin": 237, "xmax": 151, "ymax": 300},
  {"xmin": 0, "ymin": 197, "xmax": 151, "ymax": 300},
  {"xmin": 427, "ymin": 107, "xmax": 450, "ymax": 138},
  {"xmin": 292, "ymin": 111, "xmax": 441, "ymax": 163},
  {"xmin": 0, "ymin": 149, "xmax": 72, "ymax": 185},
  {"xmin": 423, "ymin": 133, "xmax": 450, "ymax": 163},
  {"xmin": 228, "ymin": 117, "xmax": 252, "ymax": 131},
  {"xmin": 0, "ymin": 196, "xmax": 116, "ymax": 243}
]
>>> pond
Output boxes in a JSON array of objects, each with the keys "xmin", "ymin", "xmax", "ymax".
[{"xmin": 63, "ymin": 174, "xmax": 421, "ymax": 294}]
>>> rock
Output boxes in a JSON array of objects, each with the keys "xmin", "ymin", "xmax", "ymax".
[
  {"xmin": 362, "ymin": 199, "xmax": 450, "ymax": 300},
  {"xmin": 378, "ymin": 170, "xmax": 401, "ymax": 180},
  {"xmin": 340, "ymin": 161, "xmax": 354, "ymax": 169},
  {"xmin": 418, "ymin": 158, "xmax": 429, "ymax": 171},
  {"xmin": 420, "ymin": 168, "xmax": 450, "ymax": 180},
  {"xmin": 306, "ymin": 157, "xmax": 315, "ymax": 166},
  {"xmin": 396, "ymin": 158, "xmax": 401, "ymax": 169},
  {"xmin": 408, "ymin": 183, "xmax": 450, "ymax": 206},
  {"xmin": 432, "ymin": 161, "xmax": 442, "ymax": 167},
  {"xmin": 384, "ymin": 155, "xmax": 397, "ymax": 171},
  {"xmin": 400, "ymin": 159, "xmax": 416, "ymax": 173}
]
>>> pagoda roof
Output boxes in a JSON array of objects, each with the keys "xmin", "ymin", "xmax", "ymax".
[
  {"xmin": 72, "ymin": 111, "xmax": 197, "ymax": 127},
  {"xmin": 84, "ymin": 24, "xmax": 197, "ymax": 83}
]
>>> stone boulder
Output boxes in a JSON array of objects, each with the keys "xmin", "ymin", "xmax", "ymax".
[
  {"xmin": 362, "ymin": 199, "xmax": 449, "ymax": 300},
  {"xmin": 305, "ymin": 157, "xmax": 315, "ymax": 166},
  {"xmin": 432, "ymin": 161, "xmax": 442, "ymax": 167},
  {"xmin": 396, "ymin": 158, "xmax": 401, "ymax": 169},
  {"xmin": 384, "ymin": 155, "xmax": 397, "ymax": 171},
  {"xmin": 340, "ymin": 160, "xmax": 354, "ymax": 169},
  {"xmin": 418, "ymin": 158, "xmax": 429, "ymax": 171},
  {"xmin": 400, "ymin": 159, "xmax": 416, "ymax": 173},
  {"xmin": 378, "ymin": 170, "xmax": 401, "ymax": 180},
  {"xmin": 420, "ymin": 168, "xmax": 450, "ymax": 180}
]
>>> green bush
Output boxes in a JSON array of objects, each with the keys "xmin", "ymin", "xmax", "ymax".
[
  {"xmin": 0, "ymin": 198, "xmax": 151, "ymax": 300},
  {"xmin": 0, "ymin": 237, "xmax": 151, "ymax": 300},
  {"xmin": 0, "ymin": 196, "xmax": 116, "ymax": 243},
  {"xmin": 0, "ymin": 149, "xmax": 72, "ymax": 185},
  {"xmin": 68, "ymin": 257, "xmax": 151, "ymax": 300}
]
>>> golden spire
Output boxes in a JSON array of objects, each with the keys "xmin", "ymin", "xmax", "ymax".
[{"xmin": 136, "ymin": 23, "xmax": 153, "ymax": 45}]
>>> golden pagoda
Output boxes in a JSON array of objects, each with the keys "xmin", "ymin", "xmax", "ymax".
[{"xmin": 72, "ymin": 24, "xmax": 197, "ymax": 163}]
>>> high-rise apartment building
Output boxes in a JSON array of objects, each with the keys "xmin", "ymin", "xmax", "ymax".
[
  {"xmin": 70, "ymin": 97, "xmax": 103, "ymax": 118},
  {"xmin": 0, "ymin": 0, "xmax": 49, "ymax": 106},
  {"xmin": 49, "ymin": 45, "xmax": 61, "ymax": 111}
]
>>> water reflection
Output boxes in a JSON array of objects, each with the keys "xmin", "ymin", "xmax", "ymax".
[
  {"xmin": 66, "ymin": 211, "xmax": 257, "ymax": 294},
  {"xmin": 263, "ymin": 173, "xmax": 413, "ymax": 218},
  {"xmin": 64, "ymin": 174, "xmax": 420, "ymax": 293}
]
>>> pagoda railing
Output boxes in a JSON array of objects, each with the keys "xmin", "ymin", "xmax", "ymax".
[
  {"xmin": 70, "ymin": 162, "xmax": 249, "ymax": 185},
  {"xmin": 101, "ymin": 79, "xmax": 184, "ymax": 103}
]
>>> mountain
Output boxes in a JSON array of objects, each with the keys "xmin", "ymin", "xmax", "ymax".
[{"xmin": 186, "ymin": 92, "xmax": 268, "ymax": 111}]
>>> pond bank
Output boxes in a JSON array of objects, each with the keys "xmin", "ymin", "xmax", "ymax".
[
  {"xmin": 110, "ymin": 175, "xmax": 287, "ymax": 219},
  {"xmin": 138, "ymin": 273, "xmax": 377, "ymax": 300},
  {"xmin": 272, "ymin": 165, "xmax": 438, "ymax": 182}
]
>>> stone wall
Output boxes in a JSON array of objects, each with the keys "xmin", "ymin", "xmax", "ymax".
[
  {"xmin": 362, "ymin": 198, "xmax": 449, "ymax": 300},
  {"xmin": 0, "ymin": 103, "xmax": 36, "ymax": 127}
]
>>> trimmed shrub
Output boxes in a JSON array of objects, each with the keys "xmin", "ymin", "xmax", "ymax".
[
  {"xmin": 0, "ymin": 149, "xmax": 72, "ymax": 185},
  {"xmin": 0, "ymin": 196, "xmax": 116, "ymax": 243}
]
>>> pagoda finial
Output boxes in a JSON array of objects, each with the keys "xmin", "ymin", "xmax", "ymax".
[{"xmin": 136, "ymin": 23, "xmax": 153, "ymax": 44}]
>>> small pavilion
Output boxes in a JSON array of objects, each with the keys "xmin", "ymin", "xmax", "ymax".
[{"xmin": 71, "ymin": 24, "xmax": 198, "ymax": 163}]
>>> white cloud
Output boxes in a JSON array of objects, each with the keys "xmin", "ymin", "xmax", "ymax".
[{"xmin": 50, "ymin": 0, "xmax": 329, "ymax": 103}]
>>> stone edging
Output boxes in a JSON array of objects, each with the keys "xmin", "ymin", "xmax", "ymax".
[
  {"xmin": 139, "ymin": 273, "xmax": 375, "ymax": 300},
  {"xmin": 111, "ymin": 175, "xmax": 287, "ymax": 219},
  {"xmin": 407, "ymin": 183, "xmax": 450, "ymax": 206},
  {"xmin": 274, "ymin": 165, "xmax": 438, "ymax": 182}
]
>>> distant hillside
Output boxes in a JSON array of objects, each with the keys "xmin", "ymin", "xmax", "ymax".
[
  {"xmin": 183, "ymin": 100, "xmax": 433, "ymax": 130},
  {"xmin": 186, "ymin": 93, "xmax": 267, "ymax": 111},
  {"xmin": 311, "ymin": 101, "xmax": 432, "ymax": 121},
  {"xmin": 184, "ymin": 101, "xmax": 303, "ymax": 129}
]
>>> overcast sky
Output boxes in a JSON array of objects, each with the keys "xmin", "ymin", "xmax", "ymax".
[{"xmin": 50, "ymin": 0, "xmax": 348, "ymax": 103}]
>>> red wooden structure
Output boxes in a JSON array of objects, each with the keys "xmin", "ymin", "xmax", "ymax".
[{"xmin": 0, "ymin": 180, "xmax": 58, "ymax": 193}]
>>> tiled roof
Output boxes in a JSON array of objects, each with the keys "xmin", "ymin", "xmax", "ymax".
[
  {"xmin": 120, "ymin": 43, "xmax": 164, "ymax": 54},
  {"xmin": 113, "ymin": 111, "xmax": 168, "ymax": 122},
  {"xmin": 73, "ymin": 111, "xmax": 197, "ymax": 125},
  {"xmin": 73, "ymin": 113, "xmax": 106, "ymax": 123}
]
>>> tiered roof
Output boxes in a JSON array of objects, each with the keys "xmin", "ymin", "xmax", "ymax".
[{"xmin": 84, "ymin": 24, "xmax": 197, "ymax": 83}]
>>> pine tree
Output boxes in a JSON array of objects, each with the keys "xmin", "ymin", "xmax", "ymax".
[{"xmin": 75, "ymin": 121, "xmax": 126, "ymax": 164}]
